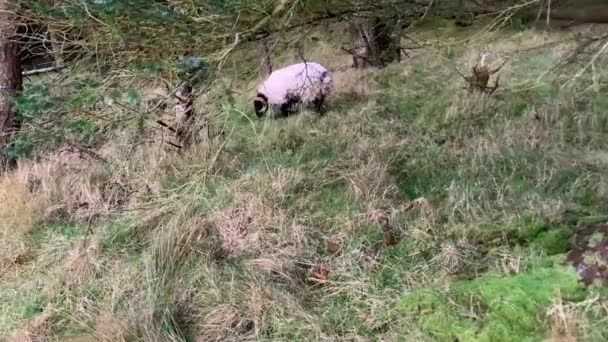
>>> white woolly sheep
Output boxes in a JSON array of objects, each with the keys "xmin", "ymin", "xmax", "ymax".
[{"xmin": 253, "ymin": 61, "xmax": 333, "ymax": 117}]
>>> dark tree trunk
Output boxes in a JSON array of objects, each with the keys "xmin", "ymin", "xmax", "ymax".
[
  {"xmin": 349, "ymin": 16, "xmax": 401, "ymax": 69},
  {"xmin": 372, "ymin": 17, "xmax": 401, "ymax": 66},
  {"xmin": 0, "ymin": 0, "xmax": 23, "ymax": 170}
]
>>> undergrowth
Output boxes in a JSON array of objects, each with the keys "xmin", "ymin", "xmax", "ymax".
[{"xmin": 2, "ymin": 22, "xmax": 608, "ymax": 341}]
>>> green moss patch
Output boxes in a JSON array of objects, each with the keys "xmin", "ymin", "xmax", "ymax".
[{"xmin": 396, "ymin": 265, "xmax": 585, "ymax": 341}]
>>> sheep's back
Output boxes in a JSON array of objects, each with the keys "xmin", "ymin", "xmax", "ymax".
[{"xmin": 258, "ymin": 62, "xmax": 331, "ymax": 105}]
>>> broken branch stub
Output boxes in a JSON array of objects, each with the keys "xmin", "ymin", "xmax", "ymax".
[{"xmin": 174, "ymin": 82, "xmax": 195, "ymax": 146}]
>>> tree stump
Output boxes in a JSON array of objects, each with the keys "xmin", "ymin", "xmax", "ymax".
[
  {"xmin": 0, "ymin": 0, "xmax": 23, "ymax": 170},
  {"xmin": 458, "ymin": 53, "xmax": 506, "ymax": 94}
]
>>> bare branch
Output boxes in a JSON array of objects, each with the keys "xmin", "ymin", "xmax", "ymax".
[
  {"xmin": 156, "ymin": 120, "xmax": 176, "ymax": 133},
  {"xmin": 490, "ymin": 59, "xmax": 507, "ymax": 75}
]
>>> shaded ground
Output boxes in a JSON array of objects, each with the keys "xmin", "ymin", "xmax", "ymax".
[{"xmin": 567, "ymin": 223, "xmax": 608, "ymax": 286}]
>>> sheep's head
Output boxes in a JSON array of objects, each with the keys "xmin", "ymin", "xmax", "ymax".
[{"xmin": 254, "ymin": 93, "xmax": 269, "ymax": 117}]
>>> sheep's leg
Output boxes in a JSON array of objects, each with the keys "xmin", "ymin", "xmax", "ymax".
[
  {"xmin": 280, "ymin": 93, "xmax": 301, "ymax": 117},
  {"xmin": 313, "ymin": 96, "xmax": 326, "ymax": 115},
  {"xmin": 279, "ymin": 102, "xmax": 292, "ymax": 117}
]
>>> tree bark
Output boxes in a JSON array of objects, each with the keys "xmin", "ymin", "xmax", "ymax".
[
  {"xmin": 349, "ymin": 16, "xmax": 402, "ymax": 69},
  {"xmin": 0, "ymin": 0, "xmax": 23, "ymax": 169},
  {"xmin": 45, "ymin": 0, "xmax": 63, "ymax": 68}
]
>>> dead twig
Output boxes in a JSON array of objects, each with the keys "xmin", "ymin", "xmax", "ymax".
[
  {"xmin": 156, "ymin": 120, "xmax": 176, "ymax": 133},
  {"xmin": 67, "ymin": 143, "xmax": 108, "ymax": 164},
  {"xmin": 165, "ymin": 141, "xmax": 183, "ymax": 149}
]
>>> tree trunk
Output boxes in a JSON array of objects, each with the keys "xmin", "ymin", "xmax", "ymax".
[
  {"xmin": 46, "ymin": 0, "xmax": 63, "ymax": 68},
  {"xmin": 0, "ymin": 0, "xmax": 23, "ymax": 169},
  {"xmin": 349, "ymin": 16, "xmax": 401, "ymax": 69}
]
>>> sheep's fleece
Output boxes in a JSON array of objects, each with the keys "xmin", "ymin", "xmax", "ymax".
[{"xmin": 254, "ymin": 61, "xmax": 332, "ymax": 116}]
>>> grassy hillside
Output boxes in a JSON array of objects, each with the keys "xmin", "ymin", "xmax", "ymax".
[{"xmin": 2, "ymin": 20, "xmax": 608, "ymax": 341}]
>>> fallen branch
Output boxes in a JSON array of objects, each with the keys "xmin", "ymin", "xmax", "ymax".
[
  {"xmin": 538, "ymin": 34, "xmax": 608, "ymax": 83},
  {"xmin": 67, "ymin": 143, "xmax": 108, "ymax": 164},
  {"xmin": 156, "ymin": 120, "xmax": 176, "ymax": 133},
  {"xmin": 165, "ymin": 141, "xmax": 183, "ymax": 149},
  {"xmin": 566, "ymin": 38, "xmax": 608, "ymax": 88},
  {"xmin": 22, "ymin": 64, "xmax": 65, "ymax": 76}
]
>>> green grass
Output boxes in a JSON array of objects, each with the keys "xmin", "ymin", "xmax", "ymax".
[
  {"xmin": 27, "ymin": 220, "xmax": 83, "ymax": 246},
  {"xmin": 0, "ymin": 286, "xmax": 47, "ymax": 334},
  {"xmin": 396, "ymin": 265, "xmax": 586, "ymax": 341}
]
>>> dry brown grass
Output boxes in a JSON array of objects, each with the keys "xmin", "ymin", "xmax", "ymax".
[
  {"xmin": 5, "ymin": 124, "xmax": 230, "ymax": 224},
  {"xmin": 66, "ymin": 257, "xmax": 177, "ymax": 342},
  {"xmin": 0, "ymin": 173, "xmax": 44, "ymax": 272},
  {"xmin": 0, "ymin": 175, "xmax": 44, "ymax": 237},
  {"xmin": 210, "ymin": 168, "xmax": 309, "ymax": 286},
  {"xmin": 82, "ymin": 160, "xmax": 317, "ymax": 340},
  {"xmin": 187, "ymin": 282, "xmax": 318, "ymax": 341},
  {"xmin": 445, "ymin": 90, "xmax": 500, "ymax": 121},
  {"xmin": 331, "ymin": 68, "xmax": 378, "ymax": 98},
  {"xmin": 10, "ymin": 304, "xmax": 58, "ymax": 342},
  {"xmin": 546, "ymin": 293, "xmax": 598, "ymax": 342},
  {"xmin": 60, "ymin": 238, "xmax": 101, "ymax": 287},
  {"xmin": 432, "ymin": 239, "xmax": 476, "ymax": 274},
  {"xmin": 340, "ymin": 155, "xmax": 396, "ymax": 210},
  {"xmin": 13, "ymin": 150, "xmax": 117, "ymax": 220}
]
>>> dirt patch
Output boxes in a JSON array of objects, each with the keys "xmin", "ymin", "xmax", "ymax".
[{"xmin": 566, "ymin": 223, "xmax": 608, "ymax": 286}]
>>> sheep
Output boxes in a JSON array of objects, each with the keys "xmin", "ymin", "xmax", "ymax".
[{"xmin": 253, "ymin": 61, "xmax": 333, "ymax": 118}]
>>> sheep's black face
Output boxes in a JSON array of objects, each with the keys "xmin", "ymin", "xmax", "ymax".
[
  {"xmin": 254, "ymin": 93, "xmax": 268, "ymax": 117},
  {"xmin": 254, "ymin": 99, "xmax": 265, "ymax": 114}
]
